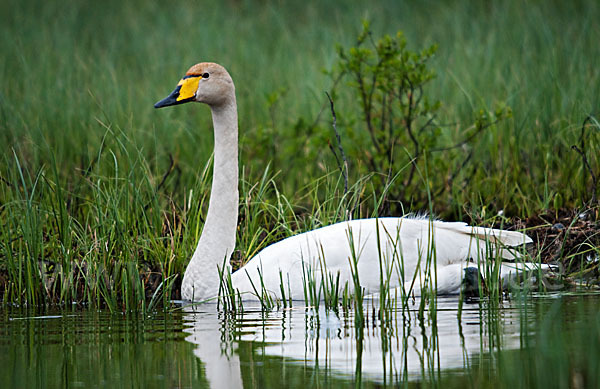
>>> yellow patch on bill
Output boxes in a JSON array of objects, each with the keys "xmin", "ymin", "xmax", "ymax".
[{"xmin": 176, "ymin": 76, "xmax": 200, "ymax": 101}]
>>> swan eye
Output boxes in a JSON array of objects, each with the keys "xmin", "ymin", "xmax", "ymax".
[{"xmin": 202, "ymin": 73, "xmax": 209, "ymax": 78}]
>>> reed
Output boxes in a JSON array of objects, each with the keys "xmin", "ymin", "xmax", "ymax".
[
  {"xmin": 1, "ymin": 0, "xmax": 598, "ymax": 309},
  {"xmin": 346, "ymin": 226, "xmax": 365, "ymax": 328}
]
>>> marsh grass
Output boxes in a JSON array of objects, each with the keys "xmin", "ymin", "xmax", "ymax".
[{"xmin": 1, "ymin": 0, "xmax": 599, "ymax": 309}]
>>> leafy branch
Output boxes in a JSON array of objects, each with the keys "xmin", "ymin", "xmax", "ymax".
[{"xmin": 328, "ymin": 21, "xmax": 511, "ymax": 214}]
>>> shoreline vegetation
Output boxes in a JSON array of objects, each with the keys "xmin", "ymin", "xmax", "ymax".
[{"xmin": 1, "ymin": 0, "xmax": 599, "ymax": 310}]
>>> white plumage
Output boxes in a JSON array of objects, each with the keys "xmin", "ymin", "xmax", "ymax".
[
  {"xmin": 231, "ymin": 217, "xmax": 533, "ymax": 300},
  {"xmin": 155, "ymin": 62, "xmax": 542, "ymax": 302}
]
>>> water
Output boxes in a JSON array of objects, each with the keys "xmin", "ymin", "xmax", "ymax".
[{"xmin": 1, "ymin": 294, "xmax": 598, "ymax": 388}]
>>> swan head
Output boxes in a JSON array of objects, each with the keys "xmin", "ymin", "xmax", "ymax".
[{"xmin": 154, "ymin": 62, "xmax": 234, "ymax": 109}]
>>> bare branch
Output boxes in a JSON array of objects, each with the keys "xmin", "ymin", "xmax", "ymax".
[
  {"xmin": 429, "ymin": 118, "xmax": 501, "ymax": 153},
  {"xmin": 326, "ymin": 92, "xmax": 349, "ymax": 196},
  {"xmin": 417, "ymin": 116, "xmax": 437, "ymax": 134},
  {"xmin": 144, "ymin": 153, "xmax": 177, "ymax": 211},
  {"xmin": 156, "ymin": 153, "xmax": 175, "ymax": 192},
  {"xmin": 401, "ymin": 79, "xmax": 420, "ymax": 194},
  {"xmin": 0, "ymin": 175, "xmax": 11, "ymax": 187},
  {"xmin": 433, "ymin": 149, "xmax": 473, "ymax": 199},
  {"xmin": 356, "ymin": 70, "xmax": 381, "ymax": 153},
  {"xmin": 572, "ymin": 115, "xmax": 598, "ymax": 208}
]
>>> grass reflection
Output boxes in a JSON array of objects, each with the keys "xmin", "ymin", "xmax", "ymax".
[{"xmin": 1, "ymin": 294, "xmax": 599, "ymax": 388}]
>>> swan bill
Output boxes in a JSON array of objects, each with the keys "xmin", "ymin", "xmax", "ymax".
[{"xmin": 154, "ymin": 75, "xmax": 201, "ymax": 108}]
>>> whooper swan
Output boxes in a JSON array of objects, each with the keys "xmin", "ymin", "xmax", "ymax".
[{"xmin": 155, "ymin": 62, "xmax": 543, "ymax": 302}]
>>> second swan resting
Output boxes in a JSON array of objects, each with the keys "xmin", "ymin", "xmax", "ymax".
[{"xmin": 155, "ymin": 62, "xmax": 544, "ymax": 302}]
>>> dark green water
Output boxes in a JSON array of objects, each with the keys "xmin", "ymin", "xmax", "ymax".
[{"xmin": 1, "ymin": 294, "xmax": 599, "ymax": 388}]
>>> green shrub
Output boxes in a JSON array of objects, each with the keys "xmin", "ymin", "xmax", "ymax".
[{"xmin": 329, "ymin": 22, "xmax": 511, "ymax": 214}]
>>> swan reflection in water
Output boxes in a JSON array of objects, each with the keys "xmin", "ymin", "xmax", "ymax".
[{"xmin": 182, "ymin": 296, "xmax": 528, "ymax": 387}]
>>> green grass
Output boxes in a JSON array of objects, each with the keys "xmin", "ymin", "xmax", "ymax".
[{"xmin": 0, "ymin": 0, "xmax": 599, "ymax": 308}]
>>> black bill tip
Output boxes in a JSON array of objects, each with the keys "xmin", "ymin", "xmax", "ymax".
[
  {"xmin": 154, "ymin": 85, "xmax": 193, "ymax": 108},
  {"xmin": 154, "ymin": 97, "xmax": 176, "ymax": 109}
]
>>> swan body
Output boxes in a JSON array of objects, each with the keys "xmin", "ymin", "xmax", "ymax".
[
  {"xmin": 155, "ymin": 62, "xmax": 542, "ymax": 302},
  {"xmin": 230, "ymin": 217, "xmax": 534, "ymax": 300}
]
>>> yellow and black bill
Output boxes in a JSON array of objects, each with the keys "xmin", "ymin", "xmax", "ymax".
[{"xmin": 154, "ymin": 74, "xmax": 202, "ymax": 108}]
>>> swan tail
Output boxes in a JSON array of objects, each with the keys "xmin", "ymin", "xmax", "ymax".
[
  {"xmin": 469, "ymin": 227, "xmax": 533, "ymax": 261},
  {"xmin": 433, "ymin": 221, "xmax": 532, "ymax": 262},
  {"xmin": 435, "ymin": 221, "xmax": 532, "ymax": 246},
  {"xmin": 466, "ymin": 226, "xmax": 533, "ymax": 246}
]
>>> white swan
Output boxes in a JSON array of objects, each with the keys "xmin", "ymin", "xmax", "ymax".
[{"xmin": 155, "ymin": 62, "xmax": 542, "ymax": 302}]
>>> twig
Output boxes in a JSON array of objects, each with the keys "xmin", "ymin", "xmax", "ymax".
[
  {"xmin": 433, "ymin": 149, "xmax": 473, "ymax": 199},
  {"xmin": 356, "ymin": 72, "xmax": 381, "ymax": 153},
  {"xmin": 0, "ymin": 175, "xmax": 11, "ymax": 187},
  {"xmin": 400, "ymin": 79, "xmax": 421, "ymax": 198},
  {"xmin": 328, "ymin": 140, "xmax": 343, "ymax": 175},
  {"xmin": 144, "ymin": 153, "xmax": 177, "ymax": 211},
  {"xmin": 571, "ymin": 115, "xmax": 598, "ymax": 208},
  {"xmin": 325, "ymin": 92, "xmax": 348, "ymax": 196},
  {"xmin": 429, "ymin": 118, "xmax": 501, "ymax": 153},
  {"xmin": 156, "ymin": 153, "xmax": 175, "ymax": 192}
]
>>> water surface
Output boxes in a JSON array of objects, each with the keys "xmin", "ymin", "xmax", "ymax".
[{"xmin": 1, "ymin": 294, "xmax": 598, "ymax": 388}]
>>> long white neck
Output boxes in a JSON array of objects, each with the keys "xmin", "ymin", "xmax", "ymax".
[{"xmin": 182, "ymin": 98, "xmax": 239, "ymax": 301}]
